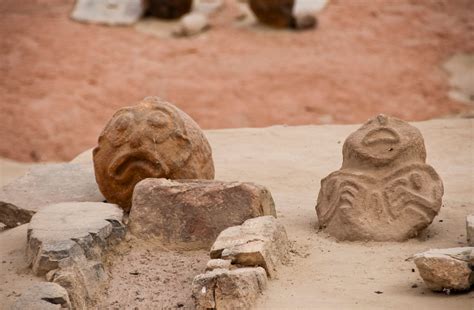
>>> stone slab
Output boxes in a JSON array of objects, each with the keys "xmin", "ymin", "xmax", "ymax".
[
  {"xmin": 129, "ymin": 178, "xmax": 276, "ymax": 249},
  {"xmin": 12, "ymin": 282, "xmax": 71, "ymax": 310},
  {"xmin": 71, "ymin": 0, "xmax": 145, "ymax": 26},
  {"xmin": 0, "ymin": 162, "xmax": 105, "ymax": 228}
]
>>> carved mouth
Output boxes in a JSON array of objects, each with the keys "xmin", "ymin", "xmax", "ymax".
[
  {"xmin": 108, "ymin": 151, "xmax": 166, "ymax": 183},
  {"xmin": 362, "ymin": 128, "xmax": 400, "ymax": 146}
]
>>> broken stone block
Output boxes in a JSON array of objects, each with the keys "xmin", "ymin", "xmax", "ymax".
[
  {"xmin": 192, "ymin": 267, "xmax": 267, "ymax": 310},
  {"xmin": 210, "ymin": 216, "xmax": 289, "ymax": 278},
  {"xmin": 129, "ymin": 178, "xmax": 276, "ymax": 249},
  {"xmin": 467, "ymin": 215, "xmax": 474, "ymax": 246},
  {"xmin": 316, "ymin": 115, "xmax": 444, "ymax": 241},
  {"xmin": 0, "ymin": 162, "xmax": 105, "ymax": 228},
  {"xmin": 206, "ymin": 259, "xmax": 232, "ymax": 271},
  {"xmin": 71, "ymin": 0, "xmax": 145, "ymax": 26},
  {"xmin": 27, "ymin": 202, "xmax": 124, "ymax": 276},
  {"xmin": 12, "ymin": 282, "xmax": 71, "ymax": 310},
  {"xmin": 414, "ymin": 247, "xmax": 474, "ymax": 292},
  {"xmin": 93, "ymin": 97, "xmax": 215, "ymax": 211}
]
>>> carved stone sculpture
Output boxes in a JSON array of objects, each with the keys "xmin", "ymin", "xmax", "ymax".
[
  {"xmin": 146, "ymin": 0, "xmax": 193, "ymax": 19},
  {"xmin": 249, "ymin": 0, "xmax": 316, "ymax": 30},
  {"xmin": 316, "ymin": 115, "xmax": 443, "ymax": 241},
  {"xmin": 93, "ymin": 97, "xmax": 214, "ymax": 211}
]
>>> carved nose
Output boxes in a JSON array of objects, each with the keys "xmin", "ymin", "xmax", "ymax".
[
  {"xmin": 129, "ymin": 137, "xmax": 143, "ymax": 148},
  {"xmin": 376, "ymin": 114, "xmax": 388, "ymax": 126}
]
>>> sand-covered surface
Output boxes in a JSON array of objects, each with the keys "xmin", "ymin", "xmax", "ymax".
[{"xmin": 1, "ymin": 0, "xmax": 473, "ymax": 162}]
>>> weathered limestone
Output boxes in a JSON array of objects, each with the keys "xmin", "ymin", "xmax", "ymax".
[
  {"xmin": 93, "ymin": 97, "xmax": 214, "ymax": 211},
  {"xmin": 414, "ymin": 247, "xmax": 474, "ymax": 292},
  {"xmin": 316, "ymin": 114, "xmax": 444, "ymax": 241},
  {"xmin": 12, "ymin": 282, "xmax": 71, "ymax": 310},
  {"xmin": 174, "ymin": 12, "xmax": 209, "ymax": 37},
  {"xmin": 129, "ymin": 178, "xmax": 276, "ymax": 249},
  {"xmin": 249, "ymin": 0, "xmax": 316, "ymax": 30},
  {"xmin": 71, "ymin": 0, "xmax": 145, "ymax": 25},
  {"xmin": 0, "ymin": 163, "xmax": 105, "ymax": 228},
  {"xmin": 210, "ymin": 216, "xmax": 289, "ymax": 278},
  {"xmin": 26, "ymin": 202, "xmax": 125, "ymax": 308},
  {"xmin": 147, "ymin": 0, "xmax": 193, "ymax": 19},
  {"xmin": 192, "ymin": 267, "xmax": 267, "ymax": 310},
  {"xmin": 206, "ymin": 259, "xmax": 233, "ymax": 271},
  {"xmin": 467, "ymin": 215, "xmax": 474, "ymax": 246}
]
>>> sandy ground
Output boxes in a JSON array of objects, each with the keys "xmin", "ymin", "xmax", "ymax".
[{"xmin": 1, "ymin": 0, "xmax": 473, "ymax": 162}]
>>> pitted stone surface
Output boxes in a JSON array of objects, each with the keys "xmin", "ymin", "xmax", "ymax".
[
  {"xmin": 129, "ymin": 178, "xmax": 276, "ymax": 249},
  {"xmin": 12, "ymin": 282, "xmax": 71, "ymax": 310},
  {"xmin": 210, "ymin": 216, "xmax": 289, "ymax": 278},
  {"xmin": 316, "ymin": 114, "xmax": 444, "ymax": 241},
  {"xmin": 192, "ymin": 267, "xmax": 267, "ymax": 310},
  {"xmin": 467, "ymin": 215, "xmax": 474, "ymax": 246},
  {"xmin": 71, "ymin": 0, "xmax": 145, "ymax": 25},
  {"xmin": 414, "ymin": 247, "xmax": 474, "ymax": 292},
  {"xmin": 93, "ymin": 97, "xmax": 214, "ymax": 211},
  {"xmin": 27, "ymin": 202, "xmax": 124, "ymax": 276},
  {"xmin": 0, "ymin": 162, "xmax": 105, "ymax": 228}
]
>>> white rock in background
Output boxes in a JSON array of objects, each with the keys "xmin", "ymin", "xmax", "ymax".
[
  {"xmin": 210, "ymin": 216, "xmax": 289, "ymax": 278},
  {"xmin": 194, "ymin": 0, "xmax": 224, "ymax": 16},
  {"xmin": 467, "ymin": 215, "xmax": 474, "ymax": 246},
  {"xmin": 414, "ymin": 247, "xmax": 474, "ymax": 292},
  {"xmin": 174, "ymin": 12, "xmax": 210, "ymax": 37},
  {"xmin": 71, "ymin": 0, "xmax": 145, "ymax": 26},
  {"xmin": 192, "ymin": 267, "xmax": 267, "ymax": 310},
  {"xmin": 293, "ymin": 0, "xmax": 329, "ymax": 15}
]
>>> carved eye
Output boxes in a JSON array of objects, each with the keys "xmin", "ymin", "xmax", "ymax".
[
  {"xmin": 147, "ymin": 111, "xmax": 169, "ymax": 128},
  {"xmin": 105, "ymin": 112, "xmax": 134, "ymax": 146},
  {"xmin": 113, "ymin": 114, "xmax": 132, "ymax": 132}
]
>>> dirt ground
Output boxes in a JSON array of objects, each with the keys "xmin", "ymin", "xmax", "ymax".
[{"xmin": 1, "ymin": 0, "xmax": 473, "ymax": 162}]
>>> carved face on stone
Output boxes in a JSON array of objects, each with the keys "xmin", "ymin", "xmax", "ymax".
[
  {"xmin": 93, "ymin": 97, "xmax": 215, "ymax": 211},
  {"xmin": 316, "ymin": 115, "xmax": 443, "ymax": 241}
]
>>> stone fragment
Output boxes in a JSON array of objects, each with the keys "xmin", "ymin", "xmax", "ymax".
[
  {"xmin": 414, "ymin": 247, "xmax": 474, "ymax": 292},
  {"xmin": 27, "ymin": 202, "xmax": 124, "ymax": 276},
  {"xmin": 146, "ymin": 0, "xmax": 193, "ymax": 19},
  {"xmin": 174, "ymin": 12, "xmax": 209, "ymax": 37},
  {"xmin": 192, "ymin": 267, "xmax": 267, "ymax": 310},
  {"xmin": 93, "ymin": 97, "xmax": 214, "ymax": 211},
  {"xmin": 206, "ymin": 259, "xmax": 232, "ymax": 271},
  {"xmin": 467, "ymin": 215, "xmax": 474, "ymax": 246},
  {"xmin": 210, "ymin": 216, "xmax": 289, "ymax": 278},
  {"xmin": 129, "ymin": 179, "xmax": 276, "ymax": 249},
  {"xmin": 316, "ymin": 114, "xmax": 444, "ymax": 241},
  {"xmin": 250, "ymin": 0, "xmax": 297, "ymax": 28},
  {"xmin": 12, "ymin": 282, "xmax": 71, "ymax": 310},
  {"xmin": 0, "ymin": 162, "xmax": 105, "ymax": 228},
  {"xmin": 71, "ymin": 0, "xmax": 145, "ymax": 25}
]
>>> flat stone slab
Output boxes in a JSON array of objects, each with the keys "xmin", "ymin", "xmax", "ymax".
[
  {"xmin": 71, "ymin": 0, "xmax": 145, "ymax": 26},
  {"xmin": 27, "ymin": 202, "xmax": 123, "ymax": 276},
  {"xmin": 12, "ymin": 282, "xmax": 71, "ymax": 310},
  {"xmin": 467, "ymin": 215, "xmax": 474, "ymax": 246},
  {"xmin": 192, "ymin": 267, "xmax": 267, "ymax": 310},
  {"xmin": 210, "ymin": 216, "xmax": 289, "ymax": 278},
  {"xmin": 414, "ymin": 247, "xmax": 474, "ymax": 292},
  {"xmin": 129, "ymin": 178, "xmax": 276, "ymax": 250},
  {"xmin": 0, "ymin": 162, "xmax": 105, "ymax": 228}
]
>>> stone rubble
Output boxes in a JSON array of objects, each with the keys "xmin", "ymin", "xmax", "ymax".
[
  {"xmin": 26, "ymin": 202, "xmax": 125, "ymax": 308},
  {"xmin": 0, "ymin": 162, "xmax": 105, "ymax": 228},
  {"xmin": 414, "ymin": 247, "xmax": 474, "ymax": 292},
  {"xmin": 129, "ymin": 178, "xmax": 276, "ymax": 249},
  {"xmin": 12, "ymin": 282, "xmax": 72, "ymax": 310}
]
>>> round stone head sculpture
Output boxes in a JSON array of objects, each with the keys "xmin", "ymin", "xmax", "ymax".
[
  {"xmin": 316, "ymin": 115, "xmax": 443, "ymax": 241},
  {"xmin": 93, "ymin": 97, "xmax": 215, "ymax": 211}
]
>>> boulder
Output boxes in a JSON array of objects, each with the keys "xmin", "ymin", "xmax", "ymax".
[
  {"xmin": 467, "ymin": 215, "xmax": 474, "ymax": 246},
  {"xmin": 12, "ymin": 282, "xmax": 71, "ymax": 310},
  {"xmin": 414, "ymin": 247, "xmax": 474, "ymax": 292},
  {"xmin": 129, "ymin": 178, "xmax": 276, "ymax": 249},
  {"xmin": 0, "ymin": 162, "xmax": 105, "ymax": 228},
  {"xmin": 192, "ymin": 267, "xmax": 267, "ymax": 310},
  {"xmin": 316, "ymin": 115, "xmax": 444, "ymax": 241},
  {"xmin": 93, "ymin": 97, "xmax": 214, "ymax": 211},
  {"xmin": 210, "ymin": 216, "xmax": 289, "ymax": 278},
  {"xmin": 249, "ymin": 0, "xmax": 295, "ymax": 28},
  {"xmin": 174, "ymin": 13, "xmax": 209, "ymax": 37},
  {"xmin": 71, "ymin": 0, "xmax": 145, "ymax": 25},
  {"xmin": 27, "ymin": 202, "xmax": 124, "ymax": 276},
  {"xmin": 146, "ymin": 0, "xmax": 193, "ymax": 19}
]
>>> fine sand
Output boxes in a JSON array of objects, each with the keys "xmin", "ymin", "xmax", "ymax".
[{"xmin": 0, "ymin": 119, "xmax": 473, "ymax": 308}]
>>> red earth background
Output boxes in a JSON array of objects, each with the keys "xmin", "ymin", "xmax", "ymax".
[{"xmin": 1, "ymin": 0, "xmax": 473, "ymax": 162}]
